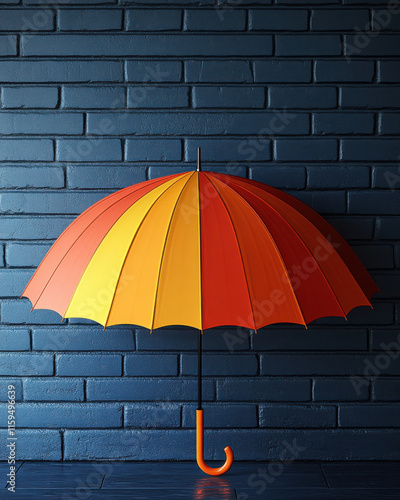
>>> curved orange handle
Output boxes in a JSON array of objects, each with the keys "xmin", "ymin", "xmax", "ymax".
[{"xmin": 196, "ymin": 409, "xmax": 234, "ymax": 476}]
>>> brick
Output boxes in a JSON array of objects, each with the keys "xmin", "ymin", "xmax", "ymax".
[
  {"xmin": 0, "ymin": 379, "xmax": 22, "ymax": 401},
  {"xmin": 22, "ymin": 34, "xmax": 273, "ymax": 56},
  {"xmin": 186, "ymin": 138, "xmax": 271, "ymax": 162},
  {"xmin": 1, "ymin": 299, "xmax": 64, "ymax": 324},
  {"xmin": 125, "ymin": 354, "xmax": 178, "ymax": 376},
  {"xmin": 183, "ymin": 404, "xmax": 257, "ymax": 428},
  {"xmin": 87, "ymin": 379, "xmax": 215, "ymax": 401},
  {"xmin": 351, "ymin": 244, "xmax": 394, "ymax": 269},
  {"xmin": 0, "ymin": 61, "xmax": 123, "ymax": 83},
  {"xmin": 275, "ymin": 139, "xmax": 338, "ymax": 162},
  {"xmin": 253, "ymin": 328, "xmax": 368, "ymax": 351},
  {"xmin": 62, "ymin": 86, "xmax": 125, "ymax": 108},
  {"xmin": 127, "ymin": 86, "xmax": 189, "ymax": 108},
  {"xmin": 0, "ymin": 244, "xmax": 4, "ymax": 267},
  {"xmin": 371, "ymin": 329, "xmax": 400, "ymax": 350},
  {"xmin": 294, "ymin": 190, "xmax": 346, "ymax": 213},
  {"xmin": 260, "ymin": 404, "xmax": 336, "ymax": 427},
  {"xmin": 67, "ymin": 166, "xmax": 146, "ymax": 189},
  {"xmin": 6, "ymin": 243, "xmax": 50, "ymax": 267},
  {"xmin": 127, "ymin": 9, "xmax": 181, "ymax": 31},
  {"xmin": 0, "ymin": 270, "xmax": 33, "ymax": 297},
  {"xmin": 125, "ymin": 139, "xmax": 181, "ymax": 161},
  {"xmin": 250, "ymin": 166, "xmax": 306, "ymax": 189},
  {"xmin": 372, "ymin": 9, "xmax": 400, "ymax": 30},
  {"xmin": 376, "ymin": 218, "xmax": 400, "ymax": 240},
  {"xmin": 0, "ymin": 216, "xmax": 73, "ymax": 240},
  {"xmin": 58, "ymin": 9, "xmax": 122, "ymax": 30},
  {"xmin": 27, "ymin": 0, "xmax": 118, "ymax": 3},
  {"xmin": 254, "ymin": 60, "xmax": 311, "ymax": 83},
  {"xmin": 260, "ymin": 354, "xmax": 400, "ymax": 376},
  {"xmin": 0, "ymin": 402, "xmax": 121, "ymax": 428},
  {"xmin": 373, "ymin": 273, "xmax": 400, "ymax": 298},
  {"xmin": 0, "ymin": 35, "xmax": 17, "ymax": 55},
  {"xmin": 312, "ymin": 9, "xmax": 369, "ymax": 30},
  {"xmin": 126, "ymin": 61, "xmax": 182, "ymax": 82},
  {"xmin": 340, "ymin": 404, "xmax": 400, "ymax": 427},
  {"xmin": 373, "ymin": 379, "xmax": 400, "ymax": 401},
  {"xmin": 0, "ymin": 139, "xmax": 54, "ymax": 161},
  {"xmin": 2, "ymin": 86, "xmax": 59, "ymax": 108},
  {"xmin": 0, "ymin": 112, "xmax": 83, "ymax": 135},
  {"xmin": 0, "ymin": 329, "xmax": 30, "ymax": 351},
  {"xmin": 345, "ymin": 302, "xmax": 394, "ymax": 325},
  {"xmin": 136, "ymin": 328, "xmax": 250, "ymax": 351},
  {"xmin": 88, "ymin": 111, "xmax": 309, "ymax": 136},
  {"xmin": 249, "ymin": 9, "xmax": 308, "ymax": 30},
  {"xmin": 56, "ymin": 139, "xmax": 122, "ymax": 162},
  {"xmin": 0, "ymin": 430, "xmax": 61, "ymax": 460},
  {"xmin": 378, "ymin": 61, "xmax": 400, "ymax": 83},
  {"xmin": 276, "ymin": 0, "xmax": 339, "ymax": 3},
  {"xmin": 378, "ymin": 113, "xmax": 400, "ymax": 135},
  {"xmin": 0, "ymin": 191, "xmax": 108, "ymax": 215},
  {"xmin": 217, "ymin": 379, "xmax": 311, "ymax": 402},
  {"xmin": 125, "ymin": 404, "xmax": 181, "ymax": 428},
  {"xmin": 348, "ymin": 191, "xmax": 400, "ymax": 215},
  {"xmin": 184, "ymin": 9, "xmax": 246, "ymax": 31},
  {"xmin": 56, "ymin": 354, "xmax": 122, "ymax": 376},
  {"xmin": 307, "ymin": 166, "xmax": 370, "ymax": 189},
  {"xmin": 185, "ymin": 60, "xmax": 252, "ymax": 82},
  {"xmin": 315, "ymin": 60, "xmax": 375, "ymax": 82},
  {"xmin": 0, "ymin": 9, "xmax": 54, "ymax": 30},
  {"xmin": 270, "ymin": 86, "xmax": 336, "ymax": 109},
  {"xmin": 64, "ymin": 429, "xmax": 194, "ymax": 460},
  {"xmin": 193, "ymin": 86, "xmax": 265, "ymax": 108},
  {"xmin": 314, "ymin": 378, "xmax": 370, "ymax": 401},
  {"xmin": 0, "ymin": 353, "xmax": 53, "ymax": 375},
  {"xmin": 0, "ymin": 166, "xmax": 64, "ymax": 189},
  {"xmin": 276, "ymin": 35, "xmax": 341, "ymax": 56},
  {"xmin": 32, "ymin": 327, "xmax": 135, "ymax": 351},
  {"xmin": 24, "ymin": 378, "xmax": 84, "ymax": 401},
  {"xmin": 313, "ymin": 113, "xmax": 374, "ymax": 135},
  {"xmin": 341, "ymin": 139, "xmax": 400, "ymax": 161},
  {"xmin": 181, "ymin": 354, "xmax": 258, "ymax": 376},
  {"xmin": 341, "ymin": 86, "xmax": 400, "ymax": 108},
  {"xmin": 326, "ymin": 217, "xmax": 375, "ymax": 240},
  {"xmin": 344, "ymin": 34, "xmax": 400, "ymax": 56},
  {"xmin": 344, "ymin": 0, "xmax": 390, "ymax": 3}
]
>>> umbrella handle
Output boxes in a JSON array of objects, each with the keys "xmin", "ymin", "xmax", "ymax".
[{"xmin": 196, "ymin": 409, "xmax": 234, "ymax": 476}]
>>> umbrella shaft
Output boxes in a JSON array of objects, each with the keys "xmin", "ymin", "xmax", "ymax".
[{"xmin": 198, "ymin": 329, "xmax": 202, "ymax": 410}]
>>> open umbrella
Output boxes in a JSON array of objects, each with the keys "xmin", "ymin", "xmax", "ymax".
[{"xmin": 22, "ymin": 148, "xmax": 379, "ymax": 476}]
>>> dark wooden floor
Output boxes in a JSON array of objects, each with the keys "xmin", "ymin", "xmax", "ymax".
[{"xmin": 2, "ymin": 461, "xmax": 400, "ymax": 499}]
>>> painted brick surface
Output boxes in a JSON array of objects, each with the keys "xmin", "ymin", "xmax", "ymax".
[{"xmin": 0, "ymin": 1, "xmax": 398, "ymax": 462}]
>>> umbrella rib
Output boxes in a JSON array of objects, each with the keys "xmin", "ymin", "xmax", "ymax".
[
  {"xmin": 25, "ymin": 175, "xmax": 184, "ymax": 313},
  {"xmin": 148, "ymin": 172, "xmax": 195, "ymax": 333},
  {"xmin": 204, "ymin": 173, "xmax": 257, "ymax": 332},
  {"xmin": 209, "ymin": 174, "xmax": 308, "ymax": 328},
  {"xmin": 219, "ymin": 176, "xmax": 351, "ymax": 318},
  {"xmin": 102, "ymin": 173, "xmax": 194, "ymax": 329}
]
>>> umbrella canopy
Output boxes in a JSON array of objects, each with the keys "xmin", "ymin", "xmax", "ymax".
[
  {"xmin": 23, "ymin": 171, "xmax": 378, "ymax": 331},
  {"xmin": 22, "ymin": 154, "xmax": 379, "ymax": 476}
]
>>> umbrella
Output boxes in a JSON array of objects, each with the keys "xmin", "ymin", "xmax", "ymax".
[{"xmin": 22, "ymin": 148, "xmax": 379, "ymax": 476}]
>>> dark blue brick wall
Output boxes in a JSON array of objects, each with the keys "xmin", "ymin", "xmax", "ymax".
[{"xmin": 0, "ymin": 0, "xmax": 399, "ymax": 463}]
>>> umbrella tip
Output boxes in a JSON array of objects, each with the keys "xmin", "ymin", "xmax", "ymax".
[{"xmin": 197, "ymin": 147, "xmax": 201, "ymax": 172}]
